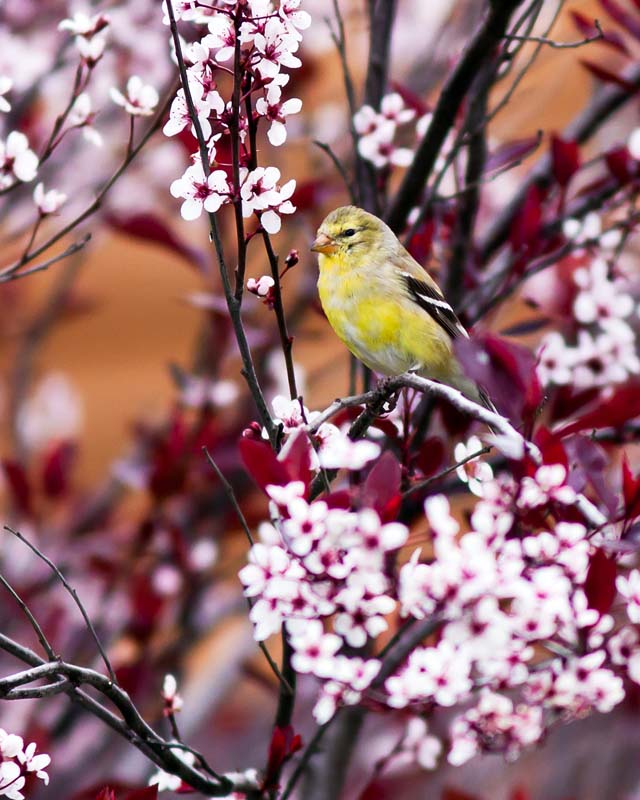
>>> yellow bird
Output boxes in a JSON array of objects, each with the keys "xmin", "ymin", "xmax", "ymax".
[{"xmin": 311, "ymin": 205, "xmax": 492, "ymax": 408}]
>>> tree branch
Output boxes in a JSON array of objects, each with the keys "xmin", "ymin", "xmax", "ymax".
[{"xmin": 386, "ymin": 0, "xmax": 525, "ymax": 233}]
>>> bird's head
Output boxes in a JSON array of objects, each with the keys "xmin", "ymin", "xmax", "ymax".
[{"xmin": 311, "ymin": 206, "xmax": 388, "ymax": 257}]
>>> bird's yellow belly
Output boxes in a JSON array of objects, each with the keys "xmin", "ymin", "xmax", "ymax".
[{"xmin": 318, "ymin": 268, "xmax": 453, "ymax": 379}]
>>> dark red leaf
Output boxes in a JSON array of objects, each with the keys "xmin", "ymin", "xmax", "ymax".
[
  {"xmin": 278, "ymin": 429, "xmax": 314, "ymax": 490},
  {"xmin": 412, "ymin": 436, "xmax": 445, "ymax": 478},
  {"xmin": 581, "ymin": 59, "xmax": 639, "ymax": 92},
  {"xmin": 406, "ymin": 215, "xmax": 434, "ymax": 263},
  {"xmin": 2, "ymin": 459, "xmax": 32, "ymax": 516},
  {"xmin": 584, "ymin": 548, "xmax": 618, "ymax": 614},
  {"xmin": 442, "ymin": 789, "xmax": 482, "ymax": 800},
  {"xmin": 455, "ymin": 334, "xmax": 542, "ymax": 426},
  {"xmin": 95, "ymin": 790, "xmax": 117, "ymax": 800},
  {"xmin": 124, "ymin": 788, "xmax": 159, "ymax": 800},
  {"xmin": 555, "ymin": 383, "xmax": 640, "ymax": 437},
  {"xmin": 361, "ymin": 451, "xmax": 401, "ymax": 522},
  {"xmin": 324, "ymin": 490, "xmax": 352, "ymax": 509},
  {"xmin": 599, "ymin": 0, "xmax": 640, "ymax": 40},
  {"xmin": 485, "ymin": 135, "xmax": 541, "ymax": 174},
  {"xmin": 239, "ymin": 436, "xmax": 290, "ymax": 492},
  {"xmin": 41, "ymin": 440, "xmax": 76, "ymax": 499},
  {"xmin": 565, "ymin": 435, "xmax": 617, "ymax": 512},
  {"xmin": 509, "ymin": 184, "xmax": 542, "ymax": 252},
  {"xmin": 534, "ymin": 427, "xmax": 568, "ymax": 469},
  {"xmin": 605, "ymin": 146, "xmax": 635, "ymax": 183},
  {"xmin": 389, "ymin": 81, "xmax": 429, "ymax": 115},
  {"xmin": 551, "ymin": 134, "xmax": 581, "ymax": 186},
  {"xmin": 106, "ymin": 212, "xmax": 206, "ymax": 271},
  {"xmin": 571, "ymin": 10, "xmax": 629, "ymax": 52},
  {"xmin": 622, "ymin": 455, "xmax": 640, "ymax": 519}
]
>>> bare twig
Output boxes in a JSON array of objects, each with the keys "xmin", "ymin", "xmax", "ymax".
[
  {"xmin": 403, "ymin": 445, "xmax": 492, "ymax": 497},
  {"xmin": 446, "ymin": 58, "xmax": 495, "ymax": 307},
  {"xmin": 504, "ymin": 18, "xmax": 603, "ymax": 49},
  {"xmin": 0, "ymin": 233, "xmax": 90, "ymax": 283},
  {"xmin": 313, "ymin": 140, "xmax": 356, "ymax": 203},
  {"xmin": 0, "ymin": 635, "xmax": 235, "ymax": 796},
  {"xmin": 0, "ymin": 573, "xmax": 58, "ymax": 661},
  {"xmin": 202, "ymin": 447, "xmax": 294, "ymax": 695},
  {"xmin": 480, "ymin": 60, "xmax": 640, "ymax": 260},
  {"xmin": 4, "ymin": 526, "xmax": 117, "ymax": 684}
]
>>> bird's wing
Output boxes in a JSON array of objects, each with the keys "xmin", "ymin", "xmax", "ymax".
[{"xmin": 400, "ymin": 270, "xmax": 469, "ymax": 341}]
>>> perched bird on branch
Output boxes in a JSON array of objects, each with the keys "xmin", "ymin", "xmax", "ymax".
[{"xmin": 312, "ymin": 205, "xmax": 494, "ymax": 410}]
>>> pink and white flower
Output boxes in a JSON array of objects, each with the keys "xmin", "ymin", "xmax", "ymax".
[
  {"xmin": 170, "ymin": 163, "xmax": 230, "ymax": 220},
  {"xmin": 110, "ymin": 75, "xmax": 159, "ymax": 116}
]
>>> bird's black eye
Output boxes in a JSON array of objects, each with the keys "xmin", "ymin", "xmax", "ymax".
[{"xmin": 343, "ymin": 228, "xmax": 356, "ymax": 237}]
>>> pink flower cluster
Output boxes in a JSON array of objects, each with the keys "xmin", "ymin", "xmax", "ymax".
[
  {"xmin": 0, "ymin": 729, "xmax": 50, "ymax": 800},
  {"xmin": 239, "ymin": 443, "xmax": 640, "ymax": 767},
  {"xmin": 164, "ymin": 0, "xmax": 307, "ymax": 231},
  {"xmin": 536, "ymin": 251, "xmax": 639, "ymax": 390}
]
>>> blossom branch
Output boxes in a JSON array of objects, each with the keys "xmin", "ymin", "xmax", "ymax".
[
  {"xmin": 480, "ymin": 60, "xmax": 640, "ymax": 260},
  {"xmin": 0, "ymin": 233, "xmax": 90, "ymax": 283},
  {"xmin": 165, "ymin": 0, "xmax": 277, "ymax": 445},
  {"xmin": 503, "ymin": 18, "xmax": 604, "ymax": 49},
  {"xmin": 0, "ymin": 635, "xmax": 236, "ymax": 796},
  {"xmin": 386, "ymin": 0, "xmax": 525, "ymax": 233}
]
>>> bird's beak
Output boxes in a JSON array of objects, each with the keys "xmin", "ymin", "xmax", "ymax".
[{"xmin": 311, "ymin": 232, "xmax": 338, "ymax": 255}]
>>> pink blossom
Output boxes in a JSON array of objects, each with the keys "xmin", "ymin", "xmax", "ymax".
[
  {"xmin": 33, "ymin": 182, "xmax": 66, "ymax": 215},
  {"xmin": 68, "ymin": 93, "xmax": 103, "ymax": 146},
  {"xmin": 279, "ymin": 0, "xmax": 312, "ymax": 37},
  {"xmin": 255, "ymin": 83, "xmax": 302, "ymax": 146},
  {"xmin": 58, "ymin": 11, "xmax": 110, "ymax": 38},
  {"xmin": 317, "ymin": 431, "xmax": 380, "ymax": 470},
  {"xmin": 536, "ymin": 331, "xmax": 575, "ymax": 386},
  {"xmin": 110, "ymin": 75, "xmax": 159, "ymax": 116},
  {"xmin": 358, "ymin": 121, "xmax": 413, "ymax": 169},
  {"xmin": 0, "ymin": 131, "xmax": 37, "ymax": 187},
  {"xmin": 170, "ymin": 163, "xmax": 230, "ymax": 220},
  {"xmin": 287, "ymin": 619, "xmax": 342, "ymax": 676},
  {"xmin": 0, "ymin": 76, "xmax": 12, "ymax": 113},
  {"xmin": 252, "ymin": 18, "xmax": 302, "ymax": 78},
  {"xmin": 163, "ymin": 89, "xmax": 213, "ymax": 141},
  {"xmin": 617, "ymin": 569, "xmax": 640, "ymax": 623},
  {"xmin": 203, "ymin": 13, "xmax": 236, "ymax": 63}
]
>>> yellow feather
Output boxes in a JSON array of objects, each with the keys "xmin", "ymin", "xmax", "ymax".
[{"xmin": 313, "ymin": 206, "xmax": 488, "ymax": 406}]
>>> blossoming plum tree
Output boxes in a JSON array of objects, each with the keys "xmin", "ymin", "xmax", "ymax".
[{"xmin": 2, "ymin": 1, "xmax": 640, "ymax": 799}]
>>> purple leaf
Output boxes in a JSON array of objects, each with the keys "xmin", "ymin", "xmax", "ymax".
[
  {"xmin": 599, "ymin": 0, "xmax": 640, "ymax": 41},
  {"xmin": 550, "ymin": 134, "xmax": 581, "ymax": 186},
  {"xmin": 584, "ymin": 548, "xmax": 617, "ymax": 615},
  {"xmin": 361, "ymin": 451, "xmax": 401, "ymax": 522},
  {"xmin": 555, "ymin": 383, "xmax": 640, "ymax": 437},
  {"xmin": 485, "ymin": 135, "xmax": 541, "ymax": 174},
  {"xmin": 581, "ymin": 59, "xmax": 640, "ymax": 92},
  {"xmin": 107, "ymin": 212, "xmax": 206, "ymax": 271}
]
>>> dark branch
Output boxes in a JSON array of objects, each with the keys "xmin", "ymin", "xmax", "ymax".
[{"xmin": 386, "ymin": 0, "xmax": 525, "ymax": 233}]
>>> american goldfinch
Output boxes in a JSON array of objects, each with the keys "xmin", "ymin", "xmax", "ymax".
[{"xmin": 311, "ymin": 205, "xmax": 492, "ymax": 408}]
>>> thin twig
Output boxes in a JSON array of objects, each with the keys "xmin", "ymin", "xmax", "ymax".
[
  {"xmin": 4, "ymin": 525, "xmax": 117, "ymax": 684},
  {"xmin": 313, "ymin": 140, "xmax": 356, "ymax": 203},
  {"xmin": 480, "ymin": 59, "xmax": 640, "ymax": 260},
  {"xmin": 202, "ymin": 447, "xmax": 294, "ymax": 695},
  {"xmin": 0, "ymin": 233, "xmax": 90, "ymax": 283},
  {"xmin": 504, "ymin": 18, "xmax": 603, "ymax": 49},
  {"xmin": 403, "ymin": 445, "xmax": 492, "ymax": 497},
  {"xmin": 0, "ymin": 573, "xmax": 58, "ymax": 661}
]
